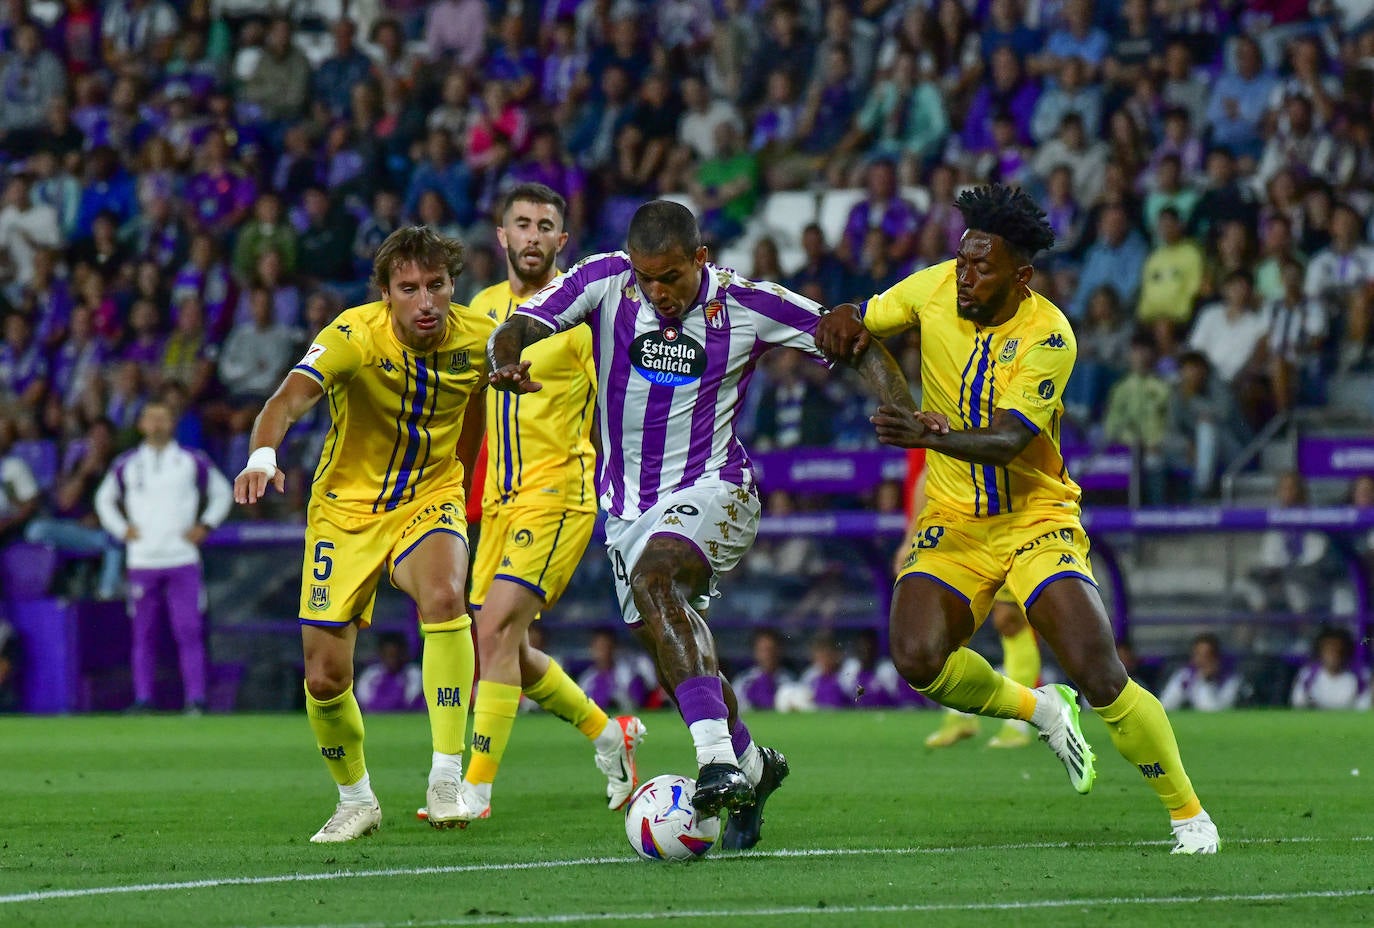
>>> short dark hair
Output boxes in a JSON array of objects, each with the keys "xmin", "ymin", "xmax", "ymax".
[
  {"xmin": 501, "ymin": 182, "xmax": 567, "ymax": 224},
  {"xmin": 626, "ymin": 200, "xmax": 701, "ymax": 256},
  {"xmin": 955, "ymin": 184, "xmax": 1056, "ymax": 261},
  {"xmin": 371, "ymin": 226, "xmax": 465, "ymax": 293}
]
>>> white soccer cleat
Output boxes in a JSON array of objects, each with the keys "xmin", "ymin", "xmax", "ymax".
[
  {"xmin": 310, "ymin": 799, "xmax": 381, "ymax": 843},
  {"xmin": 425, "ymin": 777, "xmax": 485, "ymax": 829},
  {"xmin": 595, "ymin": 715, "xmax": 646, "ymax": 810},
  {"xmin": 1033, "ymin": 683, "xmax": 1097, "ymax": 794},
  {"xmin": 1170, "ymin": 811, "xmax": 1220, "ymax": 855}
]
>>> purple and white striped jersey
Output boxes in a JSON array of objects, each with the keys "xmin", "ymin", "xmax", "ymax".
[{"xmin": 517, "ymin": 252, "xmax": 830, "ymax": 519}]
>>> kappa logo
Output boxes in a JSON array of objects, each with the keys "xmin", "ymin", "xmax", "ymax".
[
  {"xmin": 707, "ymin": 540, "xmax": 721, "ymax": 558},
  {"xmin": 501, "ymin": 556, "xmax": 513, "ymax": 567},
  {"xmin": 1042, "ymin": 333, "xmax": 1066, "ymax": 349},
  {"xmin": 623, "ymin": 283, "xmax": 639, "ymax": 303},
  {"xmin": 663, "ymin": 515, "xmax": 684, "ymax": 526},
  {"xmin": 715, "ymin": 520, "xmax": 732, "ymax": 540},
  {"xmin": 487, "ymin": 308, "xmax": 498, "ymax": 320},
  {"xmin": 1058, "ymin": 554, "xmax": 1077, "ymax": 565},
  {"xmin": 724, "ymin": 502, "xmax": 739, "ymax": 521},
  {"xmin": 998, "ymin": 338, "xmax": 1021, "ymax": 363},
  {"xmin": 377, "ymin": 358, "xmax": 397, "ymax": 372},
  {"xmin": 449, "ymin": 351, "xmax": 469, "ymax": 373},
  {"xmin": 335, "ymin": 324, "xmax": 352, "ymax": 339},
  {"xmin": 309, "ymin": 584, "xmax": 329, "ymax": 611}
]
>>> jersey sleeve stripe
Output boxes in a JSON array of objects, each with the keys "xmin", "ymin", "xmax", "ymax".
[
  {"xmin": 292, "ymin": 363, "xmax": 324, "ymax": 382},
  {"xmin": 1006, "ymin": 409, "xmax": 1041, "ymax": 435}
]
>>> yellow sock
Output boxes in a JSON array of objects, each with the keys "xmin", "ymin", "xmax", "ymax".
[
  {"xmin": 421, "ymin": 615, "xmax": 475, "ymax": 755},
  {"xmin": 916, "ymin": 647, "xmax": 1036, "ymax": 721},
  {"xmin": 305, "ymin": 682, "xmax": 367, "ymax": 786},
  {"xmin": 523, "ymin": 659, "xmax": 610, "ymax": 739},
  {"xmin": 1000, "ymin": 626, "xmax": 1042, "ymax": 688},
  {"xmin": 1093, "ymin": 679, "xmax": 1201, "ymax": 819},
  {"xmin": 467, "ymin": 682, "xmax": 521, "ymax": 785}
]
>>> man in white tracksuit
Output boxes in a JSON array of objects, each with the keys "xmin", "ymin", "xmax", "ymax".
[{"xmin": 95, "ymin": 400, "xmax": 232, "ymax": 713}]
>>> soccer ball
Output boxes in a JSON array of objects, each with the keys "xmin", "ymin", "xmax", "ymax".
[{"xmin": 624, "ymin": 774, "xmax": 720, "ymax": 861}]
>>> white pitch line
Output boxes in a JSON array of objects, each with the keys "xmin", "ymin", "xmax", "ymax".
[
  {"xmin": 3, "ymin": 835, "xmax": 1370, "ymax": 907},
  {"xmin": 236, "ymin": 888, "xmax": 1374, "ymax": 928}
]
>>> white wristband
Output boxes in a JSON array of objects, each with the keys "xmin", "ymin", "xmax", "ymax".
[{"xmin": 245, "ymin": 446, "xmax": 278, "ymax": 476}]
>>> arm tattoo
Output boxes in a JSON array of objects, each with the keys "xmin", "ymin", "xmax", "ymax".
[
  {"xmin": 922, "ymin": 411, "xmax": 1035, "ymax": 467},
  {"xmin": 853, "ymin": 340, "xmax": 918, "ymax": 413},
  {"xmin": 487, "ymin": 314, "xmax": 554, "ymax": 372}
]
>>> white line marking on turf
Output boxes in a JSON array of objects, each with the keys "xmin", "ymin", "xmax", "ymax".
[
  {"xmin": 3, "ymin": 835, "xmax": 1370, "ymax": 907},
  {"xmin": 235, "ymin": 889, "xmax": 1374, "ymax": 928}
]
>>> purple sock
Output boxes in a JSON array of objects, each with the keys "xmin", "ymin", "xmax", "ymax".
[
  {"xmin": 675, "ymin": 676, "xmax": 729, "ymax": 726},
  {"xmin": 731, "ymin": 718, "xmax": 752, "ymax": 756}
]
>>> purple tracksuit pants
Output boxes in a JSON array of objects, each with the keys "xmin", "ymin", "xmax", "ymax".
[{"xmin": 127, "ymin": 564, "xmax": 206, "ymax": 706}]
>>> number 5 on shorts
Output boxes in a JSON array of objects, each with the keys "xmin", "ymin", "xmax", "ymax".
[{"xmin": 313, "ymin": 541, "xmax": 335, "ymax": 580}]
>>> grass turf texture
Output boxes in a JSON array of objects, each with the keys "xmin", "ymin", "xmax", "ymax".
[{"xmin": 2, "ymin": 710, "xmax": 1370, "ymax": 928}]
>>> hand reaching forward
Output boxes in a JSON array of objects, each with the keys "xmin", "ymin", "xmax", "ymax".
[
  {"xmin": 489, "ymin": 360, "xmax": 543, "ymax": 393},
  {"xmin": 871, "ymin": 406, "xmax": 951, "ymax": 448}
]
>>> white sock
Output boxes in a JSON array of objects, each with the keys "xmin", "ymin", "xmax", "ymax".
[
  {"xmin": 593, "ymin": 719, "xmax": 623, "ymax": 753},
  {"xmin": 1029, "ymin": 688, "xmax": 1058, "ymax": 730},
  {"xmin": 737, "ymin": 740, "xmax": 763, "ymax": 786},
  {"xmin": 338, "ymin": 773, "xmax": 373, "ymax": 803},
  {"xmin": 430, "ymin": 751, "xmax": 463, "ymax": 784},
  {"xmin": 687, "ymin": 718, "xmax": 735, "ymax": 767}
]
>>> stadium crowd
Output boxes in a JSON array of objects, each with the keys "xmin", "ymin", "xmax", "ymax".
[{"xmin": 1, "ymin": 0, "xmax": 1374, "ymax": 712}]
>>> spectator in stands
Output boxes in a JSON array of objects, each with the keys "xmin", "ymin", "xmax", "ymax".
[
  {"xmin": 23, "ymin": 418, "xmax": 121, "ymax": 600},
  {"xmin": 1290, "ymin": 627, "xmax": 1371, "ymax": 710},
  {"xmin": 1305, "ymin": 203, "xmax": 1374, "ymax": 372},
  {"xmin": 406, "ymin": 128, "xmax": 475, "ymax": 229},
  {"xmin": 296, "ymin": 187, "xmax": 358, "ymax": 295},
  {"xmin": 0, "ymin": 169, "xmax": 63, "ymax": 291},
  {"xmin": 1031, "ymin": 113, "xmax": 1108, "ymax": 212},
  {"xmin": 963, "ymin": 48, "xmax": 1040, "ymax": 159},
  {"xmin": 577, "ymin": 627, "xmax": 652, "ymax": 714},
  {"xmin": 1262, "ymin": 257, "xmax": 1327, "ymax": 413},
  {"xmin": 782, "ymin": 631, "xmax": 850, "ymax": 711},
  {"xmin": 840, "ymin": 627, "xmax": 914, "ymax": 709},
  {"xmin": 676, "ymin": 74, "xmax": 741, "ymax": 163},
  {"xmin": 1256, "ymin": 93, "xmax": 1329, "ymax": 190},
  {"xmin": 355, "ymin": 632, "xmax": 423, "ymax": 713},
  {"xmin": 842, "ymin": 52, "xmax": 948, "ymax": 186},
  {"xmin": 837, "ymin": 160, "xmax": 920, "ymax": 271},
  {"xmin": 95, "ymin": 399, "xmax": 231, "ymax": 714},
  {"xmin": 1242, "ymin": 471, "xmax": 1340, "ymax": 614},
  {"xmin": 101, "ymin": 0, "xmax": 179, "ymax": 73},
  {"xmin": 160, "ymin": 296, "xmax": 217, "ymax": 404},
  {"xmin": 1188, "ymin": 270, "xmax": 1271, "ymax": 429},
  {"xmin": 799, "ymin": 44, "xmax": 861, "ymax": 167},
  {"xmin": 686, "ymin": 121, "xmax": 758, "ymax": 249},
  {"xmin": 733, "ymin": 627, "xmax": 795, "ymax": 712},
  {"xmin": 1205, "ymin": 35, "xmax": 1277, "ymax": 159},
  {"xmin": 1070, "ymin": 205, "xmax": 1149, "ymax": 321},
  {"xmin": 232, "ymin": 192, "xmax": 296, "ymax": 283},
  {"xmin": 1188, "ymin": 149, "xmax": 1259, "ymax": 247},
  {"xmin": 1159, "ymin": 634, "xmax": 1242, "ymax": 712},
  {"xmin": 787, "ymin": 224, "xmax": 851, "ymax": 308},
  {"xmin": 217, "ymin": 286, "xmax": 297, "ymax": 438},
  {"xmin": 1102, "ymin": 334, "xmax": 1171, "ymax": 503},
  {"xmin": 742, "ymin": 3, "xmax": 813, "ymax": 108},
  {"xmin": 1163, "ymin": 352, "xmax": 1247, "ymax": 499},
  {"xmin": 753, "ymin": 348, "xmax": 837, "ymax": 451},
  {"xmin": 1031, "ymin": 56, "xmax": 1102, "ymax": 145},
  {"xmin": 313, "ymin": 18, "xmax": 374, "ymax": 120},
  {"xmin": 1137, "ymin": 208, "xmax": 1204, "ymax": 328},
  {"xmin": 0, "ymin": 414, "xmax": 38, "ymax": 545},
  {"xmin": 1038, "ymin": 0, "xmax": 1110, "ymax": 77},
  {"xmin": 1144, "ymin": 156, "xmax": 1201, "ymax": 237},
  {"xmin": 0, "ymin": 312, "xmax": 48, "ymax": 412},
  {"xmin": 0, "ymin": 21, "xmax": 66, "ymax": 151},
  {"xmin": 1254, "ymin": 215, "xmax": 1302, "ymax": 303},
  {"xmin": 184, "ymin": 131, "xmax": 254, "ymax": 238}
]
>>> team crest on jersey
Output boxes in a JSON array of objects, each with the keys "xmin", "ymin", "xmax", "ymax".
[
  {"xmin": 309, "ymin": 584, "xmax": 329, "ymax": 611},
  {"xmin": 449, "ymin": 351, "xmax": 469, "ymax": 373},
  {"xmin": 630, "ymin": 327, "xmax": 707, "ymax": 386},
  {"xmin": 704, "ymin": 299, "xmax": 726, "ymax": 329},
  {"xmin": 998, "ymin": 338, "xmax": 1020, "ymax": 363}
]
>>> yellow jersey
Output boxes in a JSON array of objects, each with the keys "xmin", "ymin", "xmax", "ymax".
[
  {"xmin": 863, "ymin": 259, "xmax": 1081, "ymax": 519},
  {"xmin": 470, "ymin": 280, "xmax": 597, "ymax": 513},
  {"xmin": 293, "ymin": 300, "xmax": 493, "ymax": 513}
]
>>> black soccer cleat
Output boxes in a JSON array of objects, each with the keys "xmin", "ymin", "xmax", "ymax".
[
  {"xmin": 721, "ymin": 746, "xmax": 790, "ymax": 850},
  {"xmin": 692, "ymin": 763, "xmax": 755, "ymax": 818}
]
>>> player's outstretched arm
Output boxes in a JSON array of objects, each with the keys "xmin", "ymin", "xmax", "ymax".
[
  {"xmin": 850, "ymin": 338, "xmax": 951, "ymax": 435},
  {"xmin": 872, "ymin": 407, "xmax": 1034, "ymax": 467},
  {"xmin": 815, "ymin": 303, "xmax": 872, "ymax": 362},
  {"xmin": 233, "ymin": 372, "xmax": 324, "ymax": 505},
  {"xmin": 487, "ymin": 314, "xmax": 555, "ymax": 392}
]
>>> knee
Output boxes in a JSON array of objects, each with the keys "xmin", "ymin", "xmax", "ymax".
[
  {"xmin": 417, "ymin": 582, "xmax": 467, "ymax": 623},
  {"xmin": 890, "ymin": 637, "xmax": 952, "ymax": 690},
  {"xmin": 1068, "ymin": 659, "xmax": 1128, "ymax": 708},
  {"xmin": 628, "ymin": 563, "xmax": 675, "ymax": 616},
  {"xmin": 305, "ymin": 667, "xmax": 351, "ymax": 701}
]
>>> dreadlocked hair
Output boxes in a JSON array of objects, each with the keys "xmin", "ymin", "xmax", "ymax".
[{"xmin": 954, "ymin": 184, "xmax": 1056, "ymax": 261}]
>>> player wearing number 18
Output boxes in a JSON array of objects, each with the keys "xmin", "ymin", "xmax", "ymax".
[{"xmin": 233, "ymin": 227, "xmax": 493, "ymax": 842}]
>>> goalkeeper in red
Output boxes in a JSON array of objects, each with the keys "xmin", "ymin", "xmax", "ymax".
[{"xmin": 816, "ymin": 184, "xmax": 1220, "ymax": 854}]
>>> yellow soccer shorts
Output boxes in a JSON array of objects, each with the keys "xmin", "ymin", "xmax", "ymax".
[
  {"xmin": 896, "ymin": 506, "xmax": 1096, "ymax": 625},
  {"xmin": 299, "ymin": 494, "xmax": 469, "ymax": 627},
  {"xmin": 469, "ymin": 505, "xmax": 595, "ymax": 611}
]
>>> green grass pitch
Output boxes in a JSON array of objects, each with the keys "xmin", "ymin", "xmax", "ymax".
[{"xmin": 3, "ymin": 710, "xmax": 1371, "ymax": 927}]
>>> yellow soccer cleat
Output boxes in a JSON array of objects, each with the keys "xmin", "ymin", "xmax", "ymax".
[
  {"xmin": 924, "ymin": 711, "xmax": 980, "ymax": 748},
  {"xmin": 987, "ymin": 719, "xmax": 1033, "ymax": 749}
]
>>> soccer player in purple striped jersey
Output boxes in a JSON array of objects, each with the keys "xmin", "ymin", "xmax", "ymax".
[{"xmin": 489, "ymin": 200, "xmax": 936, "ymax": 848}]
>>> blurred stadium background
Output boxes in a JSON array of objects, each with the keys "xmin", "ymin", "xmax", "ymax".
[{"xmin": 0, "ymin": 0, "xmax": 1372, "ymax": 719}]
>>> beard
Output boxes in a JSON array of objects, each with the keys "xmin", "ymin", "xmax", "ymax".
[
  {"xmin": 508, "ymin": 243, "xmax": 556, "ymax": 286},
  {"xmin": 956, "ymin": 278, "xmax": 1017, "ymax": 325}
]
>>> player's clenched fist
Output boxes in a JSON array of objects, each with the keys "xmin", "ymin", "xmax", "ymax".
[
  {"xmin": 870, "ymin": 406, "xmax": 951, "ymax": 448},
  {"xmin": 814, "ymin": 304, "xmax": 872, "ymax": 362},
  {"xmin": 489, "ymin": 359, "xmax": 543, "ymax": 393}
]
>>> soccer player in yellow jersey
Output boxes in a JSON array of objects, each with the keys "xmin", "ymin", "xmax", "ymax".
[
  {"xmin": 233, "ymin": 227, "xmax": 492, "ymax": 842},
  {"xmin": 817, "ymin": 184, "xmax": 1220, "ymax": 854},
  {"xmin": 461, "ymin": 183, "xmax": 644, "ymax": 820}
]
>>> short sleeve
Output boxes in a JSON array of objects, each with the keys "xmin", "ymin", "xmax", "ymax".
[
  {"xmin": 738, "ymin": 282, "xmax": 832, "ymax": 366},
  {"xmin": 861, "ymin": 260, "xmax": 953, "ymax": 339},
  {"xmin": 995, "ymin": 329, "xmax": 1076, "ymax": 435},
  {"xmin": 517, "ymin": 252, "xmax": 626, "ymax": 333},
  {"xmin": 292, "ymin": 317, "xmax": 365, "ymax": 389}
]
